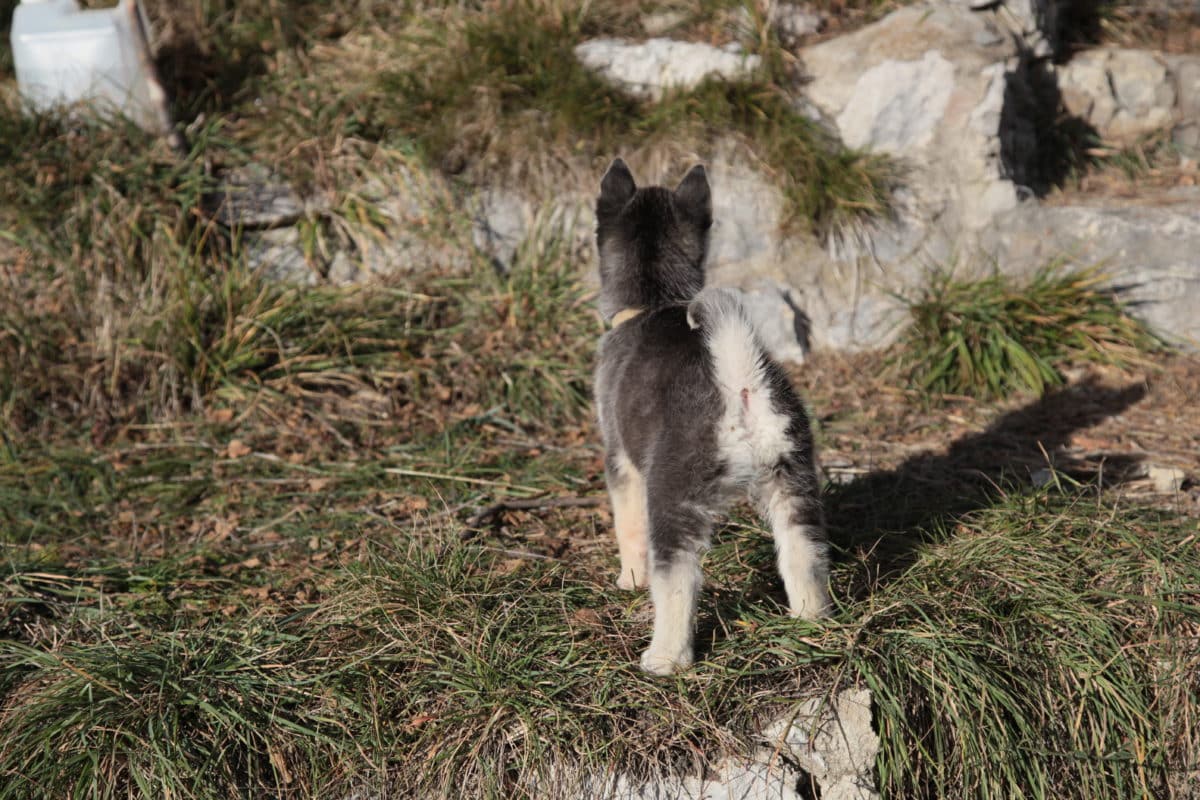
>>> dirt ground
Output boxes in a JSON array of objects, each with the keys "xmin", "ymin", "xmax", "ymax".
[
  {"xmin": 480, "ymin": 351, "xmax": 1200, "ymax": 584},
  {"xmin": 794, "ymin": 350, "xmax": 1200, "ymax": 518}
]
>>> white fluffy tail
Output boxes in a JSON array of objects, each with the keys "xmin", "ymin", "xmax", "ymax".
[{"xmin": 687, "ymin": 288, "xmax": 769, "ymax": 403}]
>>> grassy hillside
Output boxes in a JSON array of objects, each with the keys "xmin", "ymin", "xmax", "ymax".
[{"xmin": 1, "ymin": 2, "xmax": 1198, "ymax": 798}]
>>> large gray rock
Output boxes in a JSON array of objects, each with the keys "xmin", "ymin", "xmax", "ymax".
[
  {"xmin": 573, "ymin": 38, "xmax": 761, "ymax": 100},
  {"xmin": 979, "ymin": 189, "xmax": 1200, "ymax": 347},
  {"xmin": 800, "ymin": 4, "xmax": 1029, "ymax": 244}
]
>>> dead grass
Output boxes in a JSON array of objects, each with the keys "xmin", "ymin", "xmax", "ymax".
[{"xmin": 2, "ymin": 2, "xmax": 1199, "ymax": 798}]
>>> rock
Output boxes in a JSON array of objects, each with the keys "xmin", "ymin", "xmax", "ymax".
[
  {"xmin": 973, "ymin": 0, "xmax": 1062, "ymax": 58},
  {"xmin": 835, "ymin": 50, "xmax": 957, "ymax": 153},
  {"xmin": 553, "ymin": 757, "xmax": 813, "ymax": 800},
  {"xmin": 1174, "ymin": 121, "xmax": 1200, "ymax": 160},
  {"xmin": 800, "ymin": 4, "xmax": 1029, "ymax": 242},
  {"xmin": 573, "ymin": 38, "xmax": 761, "ymax": 101},
  {"xmin": 771, "ymin": 3, "xmax": 825, "ymax": 46},
  {"xmin": 761, "ymin": 688, "xmax": 881, "ymax": 800},
  {"xmin": 210, "ymin": 163, "xmax": 315, "ymax": 228},
  {"xmin": 1146, "ymin": 465, "xmax": 1187, "ymax": 494},
  {"xmin": 979, "ymin": 188, "xmax": 1200, "ymax": 348},
  {"xmin": 736, "ymin": 284, "xmax": 812, "ymax": 364},
  {"xmin": 245, "ymin": 227, "xmax": 318, "ymax": 286},
  {"xmin": 1057, "ymin": 49, "xmax": 1177, "ymax": 147},
  {"xmin": 328, "ymin": 163, "xmax": 472, "ymax": 284},
  {"xmin": 472, "ymin": 186, "xmax": 530, "ymax": 272},
  {"xmin": 538, "ymin": 689, "xmax": 879, "ymax": 799},
  {"xmin": 1168, "ymin": 54, "xmax": 1200, "ymax": 124},
  {"xmin": 1168, "ymin": 54, "xmax": 1200, "ymax": 157}
]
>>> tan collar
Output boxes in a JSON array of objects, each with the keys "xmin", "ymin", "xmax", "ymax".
[{"xmin": 610, "ymin": 307, "xmax": 645, "ymax": 328}]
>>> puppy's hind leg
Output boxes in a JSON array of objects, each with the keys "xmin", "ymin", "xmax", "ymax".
[
  {"xmin": 761, "ymin": 455, "xmax": 831, "ymax": 620},
  {"xmin": 606, "ymin": 451, "xmax": 649, "ymax": 590},
  {"xmin": 640, "ymin": 504, "xmax": 708, "ymax": 675}
]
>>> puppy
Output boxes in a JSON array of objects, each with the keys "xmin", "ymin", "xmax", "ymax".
[{"xmin": 593, "ymin": 158, "xmax": 831, "ymax": 675}]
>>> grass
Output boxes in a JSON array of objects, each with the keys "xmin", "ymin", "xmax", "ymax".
[
  {"xmin": 4, "ymin": 448, "xmax": 1198, "ymax": 798},
  {"xmin": 2, "ymin": 1, "xmax": 1198, "ymax": 797},
  {"xmin": 891, "ymin": 263, "xmax": 1163, "ymax": 401},
  {"xmin": 148, "ymin": 0, "xmax": 893, "ymax": 236},
  {"xmin": 370, "ymin": 0, "xmax": 892, "ymax": 234}
]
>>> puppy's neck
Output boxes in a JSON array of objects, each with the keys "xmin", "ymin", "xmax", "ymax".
[{"xmin": 610, "ymin": 307, "xmax": 645, "ymax": 328}]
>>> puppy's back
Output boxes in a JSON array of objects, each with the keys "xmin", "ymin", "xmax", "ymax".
[{"xmin": 597, "ymin": 307, "xmax": 721, "ymax": 471}]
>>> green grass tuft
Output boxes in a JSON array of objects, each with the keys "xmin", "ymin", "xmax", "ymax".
[{"xmin": 892, "ymin": 263, "xmax": 1163, "ymax": 401}]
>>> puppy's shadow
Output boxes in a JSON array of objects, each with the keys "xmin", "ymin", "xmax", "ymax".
[{"xmin": 697, "ymin": 377, "xmax": 1148, "ymax": 653}]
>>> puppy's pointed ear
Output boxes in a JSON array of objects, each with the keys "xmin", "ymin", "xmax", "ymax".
[
  {"xmin": 675, "ymin": 164, "xmax": 711, "ymax": 228},
  {"xmin": 597, "ymin": 158, "xmax": 636, "ymax": 220}
]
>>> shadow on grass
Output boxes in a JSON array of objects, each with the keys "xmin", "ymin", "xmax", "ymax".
[
  {"xmin": 696, "ymin": 377, "xmax": 1149, "ymax": 651},
  {"xmin": 827, "ymin": 376, "xmax": 1148, "ymax": 591}
]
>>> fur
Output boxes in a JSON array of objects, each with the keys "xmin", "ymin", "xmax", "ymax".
[{"xmin": 593, "ymin": 158, "xmax": 831, "ymax": 675}]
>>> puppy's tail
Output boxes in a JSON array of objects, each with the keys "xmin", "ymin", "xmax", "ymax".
[{"xmin": 687, "ymin": 288, "xmax": 770, "ymax": 400}]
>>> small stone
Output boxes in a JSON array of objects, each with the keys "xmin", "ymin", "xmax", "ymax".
[
  {"xmin": 772, "ymin": 3, "xmax": 824, "ymax": 45},
  {"xmin": 245, "ymin": 227, "xmax": 318, "ymax": 286},
  {"xmin": 1032, "ymin": 468, "xmax": 1055, "ymax": 488},
  {"xmin": 1146, "ymin": 466, "xmax": 1186, "ymax": 494},
  {"xmin": 211, "ymin": 163, "xmax": 308, "ymax": 228}
]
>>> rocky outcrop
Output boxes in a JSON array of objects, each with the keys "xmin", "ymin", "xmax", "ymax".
[
  {"xmin": 234, "ymin": 0, "xmax": 1200, "ymax": 357},
  {"xmin": 799, "ymin": 3, "xmax": 1028, "ymax": 238}
]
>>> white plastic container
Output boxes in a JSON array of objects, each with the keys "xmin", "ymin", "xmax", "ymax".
[{"xmin": 10, "ymin": 0, "xmax": 170, "ymax": 134}]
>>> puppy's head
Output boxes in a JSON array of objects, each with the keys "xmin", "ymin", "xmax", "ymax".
[{"xmin": 595, "ymin": 159, "xmax": 712, "ymax": 321}]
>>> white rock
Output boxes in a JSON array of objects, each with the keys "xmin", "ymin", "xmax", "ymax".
[
  {"xmin": 245, "ymin": 227, "xmax": 318, "ymax": 286},
  {"xmin": 542, "ymin": 688, "xmax": 879, "ymax": 800},
  {"xmin": 761, "ymin": 689, "xmax": 881, "ymax": 800},
  {"xmin": 735, "ymin": 284, "xmax": 812, "ymax": 364},
  {"xmin": 1146, "ymin": 466, "xmax": 1187, "ymax": 494},
  {"xmin": 835, "ymin": 50, "xmax": 956, "ymax": 153},
  {"xmin": 800, "ymin": 4, "xmax": 1026, "ymax": 240},
  {"xmin": 555, "ymin": 757, "xmax": 812, "ymax": 800},
  {"xmin": 573, "ymin": 38, "xmax": 761, "ymax": 100},
  {"xmin": 772, "ymin": 3, "xmax": 824, "ymax": 44}
]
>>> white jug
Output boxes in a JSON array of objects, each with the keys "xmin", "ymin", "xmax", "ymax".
[{"xmin": 10, "ymin": 0, "xmax": 171, "ymax": 134}]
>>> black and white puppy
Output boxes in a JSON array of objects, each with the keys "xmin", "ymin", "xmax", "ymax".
[{"xmin": 593, "ymin": 158, "xmax": 831, "ymax": 675}]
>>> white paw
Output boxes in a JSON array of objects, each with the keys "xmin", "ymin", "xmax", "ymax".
[
  {"xmin": 616, "ymin": 566, "xmax": 648, "ymax": 591},
  {"xmin": 787, "ymin": 585, "xmax": 832, "ymax": 620},
  {"xmin": 640, "ymin": 647, "xmax": 693, "ymax": 675}
]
